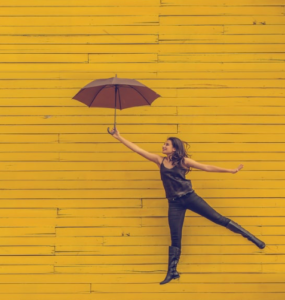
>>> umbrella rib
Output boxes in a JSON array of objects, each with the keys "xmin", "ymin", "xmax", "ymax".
[
  {"xmin": 128, "ymin": 85, "xmax": 151, "ymax": 105},
  {"xmin": 118, "ymin": 88, "xmax": 122, "ymax": 110},
  {"xmin": 88, "ymin": 85, "xmax": 108, "ymax": 107}
]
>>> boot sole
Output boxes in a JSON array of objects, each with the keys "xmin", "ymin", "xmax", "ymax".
[{"xmin": 159, "ymin": 275, "xmax": 180, "ymax": 285}]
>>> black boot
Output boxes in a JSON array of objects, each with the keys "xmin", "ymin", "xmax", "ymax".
[
  {"xmin": 226, "ymin": 220, "xmax": 265, "ymax": 249},
  {"xmin": 160, "ymin": 246, "xmax": 180, "ymax": 285}
]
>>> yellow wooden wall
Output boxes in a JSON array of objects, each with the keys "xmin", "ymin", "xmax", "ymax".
[{"xmin": 0, "ymin": 0, "xmax": 284, "ymax": 299}]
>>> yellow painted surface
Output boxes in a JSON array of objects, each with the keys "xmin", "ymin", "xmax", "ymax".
[{"xmin": 0, "ymin": 0, "xmax": 284, "ymax": 299}]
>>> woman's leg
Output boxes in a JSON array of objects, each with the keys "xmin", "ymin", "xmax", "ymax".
[
  {"xmin": 168, "ymin": 200, "xmax": 187, "ymax": 249},
  {"xmin": 160, "ymin": 200, "xmax": 186, "ymax": 285},
  {"xmin": 183, "ymin": 191, "xmax": 230, "ymax": 227},
  {"xmin": 182, "ymin": 192, "xmax": 265, "ymax": 249}
]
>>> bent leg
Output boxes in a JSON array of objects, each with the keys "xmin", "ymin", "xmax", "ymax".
[{"xmin": 183, "ymin": 192, "xmax": 230, "ymax": 227}]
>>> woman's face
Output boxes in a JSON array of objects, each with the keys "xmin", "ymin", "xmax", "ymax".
[{"xmin": 162, "ymin": 139, "xmax": 176, "ymax": 155}]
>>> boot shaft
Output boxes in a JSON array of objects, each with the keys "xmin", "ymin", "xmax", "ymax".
[
  {"xmin": 226, "ymin": 220, "xmax": 265, "ymax": 249},
  {"xmin": 160, "ymin": 246, "xmax": 181, "ymax": 285}
]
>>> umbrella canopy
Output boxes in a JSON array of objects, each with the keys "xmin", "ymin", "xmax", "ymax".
[{"xmin": 72, "ymin": 75, "xmax": 160, "ymax": 134}]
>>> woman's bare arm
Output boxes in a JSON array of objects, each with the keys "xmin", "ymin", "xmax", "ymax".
[
  {"xmin": 184, "ymin": 157, "xmax": 243, "ymax": 174},
  {"xmin": 110, "ymin": 128, "xmax": 162, "ymax": 165}
]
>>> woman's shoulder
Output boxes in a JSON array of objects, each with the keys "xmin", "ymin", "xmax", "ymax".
[{"xmin": 156, "ymin": 156, "xmax": 166, "ymax": 168}]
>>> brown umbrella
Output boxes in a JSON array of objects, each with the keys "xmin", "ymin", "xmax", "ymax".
[{"xmin": 72, "ymin": 75, "xmax": 160, "ymax": 134}]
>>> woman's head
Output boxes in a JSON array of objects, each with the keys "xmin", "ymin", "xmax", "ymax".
[{"xmin": 162, "ymin": 137, "xmax": 191, "ymax": 173}]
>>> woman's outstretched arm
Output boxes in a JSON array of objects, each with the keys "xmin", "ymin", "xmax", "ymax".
[
  {"xmin": 184, "ymin": 157, "xmax": 243, "ymax": 174},
  {"xmin": 109, "ymin": 128, "xmax": 162, "ymax": 165}
]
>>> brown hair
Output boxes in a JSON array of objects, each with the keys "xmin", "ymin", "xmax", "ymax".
[{"xmin": 167, "ymin": 137, "xmax": 192, "ymax": 174}]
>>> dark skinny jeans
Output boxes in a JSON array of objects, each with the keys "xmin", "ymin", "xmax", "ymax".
[{"xmin": 168, "ymin": 190, "xmax": 231, "ymax": 249}]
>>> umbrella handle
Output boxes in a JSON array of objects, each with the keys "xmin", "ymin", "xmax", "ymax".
[{"xmin": 107, "ymin": 127, "xmax": 115, "ymax": 135}]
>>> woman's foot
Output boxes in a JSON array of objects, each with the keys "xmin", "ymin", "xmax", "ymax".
[{"xmin": 160, "ymin": 246, "xmax": 181, "ymax": 285}]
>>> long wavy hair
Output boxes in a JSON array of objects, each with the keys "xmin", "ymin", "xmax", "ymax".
[{"xmin": 167, "ymin": 137, "xmax": 192, "ymax": 174}]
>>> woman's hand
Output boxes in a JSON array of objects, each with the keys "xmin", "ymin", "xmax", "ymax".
[
  {"xmin": 231, "ymin": 164, "xmax": 244, "ymax": 174},
  {"xmin": 109, "ymin": 127, "xmax": 121, "ymax": 139}
]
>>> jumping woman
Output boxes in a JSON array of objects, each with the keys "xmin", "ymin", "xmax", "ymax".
[{"xmin": 110, "ymin": 128, "xmax": 265, "ymax": 285}]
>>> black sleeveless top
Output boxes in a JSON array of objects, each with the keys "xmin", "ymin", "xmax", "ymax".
[{"xmin": 160, "ymin": 157, "xmax": 194, "ymax": 200}]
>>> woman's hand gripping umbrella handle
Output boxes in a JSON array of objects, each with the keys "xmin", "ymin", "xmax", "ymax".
[{"xmin": 108, "ymin": 127, "xmax": 120, "ymax": 139}]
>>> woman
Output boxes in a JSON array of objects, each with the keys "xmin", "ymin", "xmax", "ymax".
[{"xmin": 110, "ymin": 128, "xmax": 265, "ymax": 285}]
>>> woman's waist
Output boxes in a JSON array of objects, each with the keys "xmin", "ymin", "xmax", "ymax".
[{"xmin": 167, "ymin": 190, "xmax": 194, "ymax": 201}]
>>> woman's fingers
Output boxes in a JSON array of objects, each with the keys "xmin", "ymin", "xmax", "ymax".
[
  {"xmin": 232, "ymin": 164, "xmax": 244, "ymax": 174},
  {"xmin": 109, "ymin": 127, "xmax": 120, "ymax": 138},
  {"xmin": 235, "ymin": 164, "xmax": 244, "ymax": 173}
]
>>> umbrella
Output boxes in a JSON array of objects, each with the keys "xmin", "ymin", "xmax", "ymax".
[{"xmin": 72, "ymin": 75, "xmax": 161, "ymax": 134}]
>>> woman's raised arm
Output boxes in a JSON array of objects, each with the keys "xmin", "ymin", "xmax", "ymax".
[{"xmin": 110, "ymin": 128, "xmax": 162, "ymax": 165}]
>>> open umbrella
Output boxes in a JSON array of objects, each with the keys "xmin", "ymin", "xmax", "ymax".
[{"xmin": 72, "ymin": 75, "xmax": 160, "ymax": 134}]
